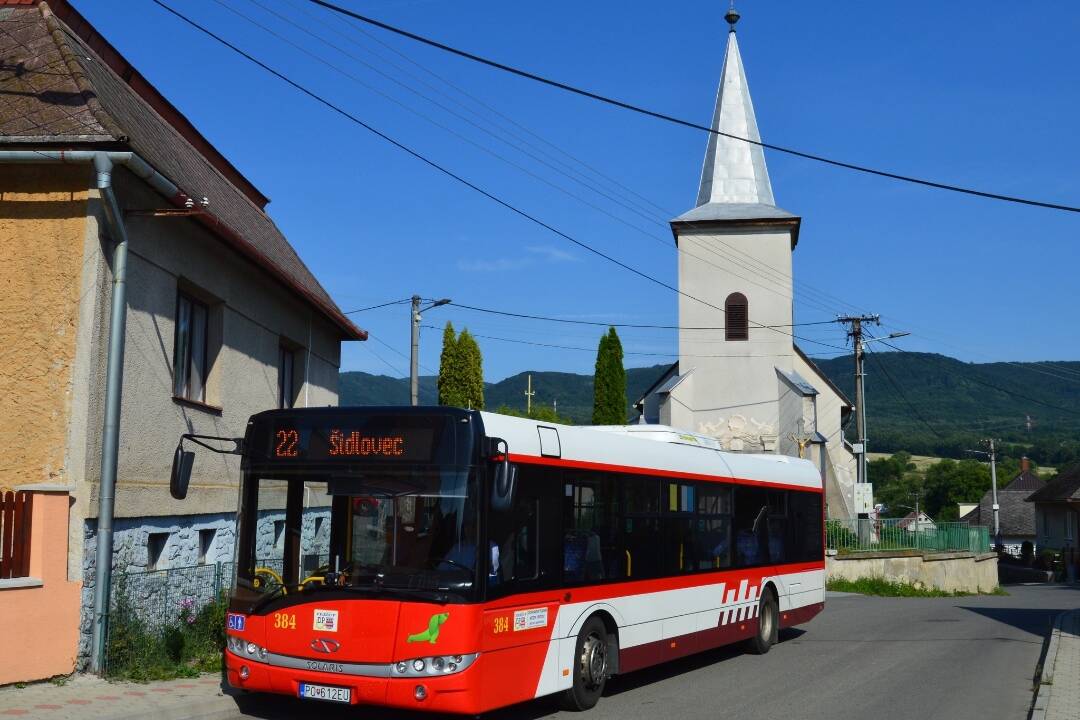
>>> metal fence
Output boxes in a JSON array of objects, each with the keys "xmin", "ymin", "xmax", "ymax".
[
  {"xmin": 826, "ymin": 518, "xmax": 990, "ymax": 555},
  {"xmin": 105, "ymin": 562, "xmax": 234, "ymax": 679}
]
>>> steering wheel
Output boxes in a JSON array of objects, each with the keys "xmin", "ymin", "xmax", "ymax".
[{"xmin": 433, "ymin": 557, "xmax": 472, "ymax": 573}]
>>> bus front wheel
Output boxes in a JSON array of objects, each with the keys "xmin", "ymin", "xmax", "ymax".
[
  {"xmin": 560, "ymin": 616, "xmax": 610, "ymax": 711},
  {"xmin": 747, "ymin": 589, "xmax": 778, "ymax": 655}
]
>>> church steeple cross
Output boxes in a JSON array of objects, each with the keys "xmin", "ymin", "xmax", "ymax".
[{"xmin": 725, "ymin": 0, "xmax": 740, "ymax": 32}]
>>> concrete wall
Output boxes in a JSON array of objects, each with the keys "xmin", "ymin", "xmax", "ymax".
[
  {"xmin": 675, "ymin": 225, "xmax": 794, "ymax": 447},
  {"xmin": 0, "ymin": 165, "xmax": 91, "ymax": 489},
  {"xmin": 0, "ymin": 489, "xmax": 81, "ymax": 685},
  {"xmin": 826, "ymin": 550, "xmax": 999, "ymax": 594}
]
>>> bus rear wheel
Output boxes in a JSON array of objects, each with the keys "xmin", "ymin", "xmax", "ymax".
[
  {"xmin": 560, "ymin": 616, "xmax": 610, "ymax": 711},
  {"xmin": 747, "ymin": 589, "xmax": 778, "ymax": 655}
]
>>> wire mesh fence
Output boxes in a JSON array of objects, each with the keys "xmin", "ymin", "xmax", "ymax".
[
  {"xmin": 826, "ymin": 518, "xmax": 990, "ymax": 555},
  {"xmin": 103, "ymin": 555, "xmax": 329, "ymax": 679},
  {"xmin": 105, "ymin": 562, "xmax": 233, "ymax": 680}
]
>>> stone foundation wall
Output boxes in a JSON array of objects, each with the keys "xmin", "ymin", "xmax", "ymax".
[
  {"xmin": 79, "ymin": 508, "xmax": 330, "ymax": 664},
  {"xmin": 826, "ymin": 550, "xmax": 999, "ymax": 594}
]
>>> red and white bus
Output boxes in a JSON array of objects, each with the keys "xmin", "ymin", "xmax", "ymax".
[{"xmin": 173, "ymin": 406, "xmax": 823, "ymax": 714}]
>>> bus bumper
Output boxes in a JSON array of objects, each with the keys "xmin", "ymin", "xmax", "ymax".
[{"xmin": 225, "ymin": 649, "xmax": 481, "ymax": 714}]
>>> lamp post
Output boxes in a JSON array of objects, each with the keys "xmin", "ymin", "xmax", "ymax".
[{"xmin": 410, "ymin": 296, "xmax": 451, "ymax": 406}]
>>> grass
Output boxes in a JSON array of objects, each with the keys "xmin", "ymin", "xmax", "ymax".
[{"xmin": 826, "ymin": 576, "xmax": 1006, "ymax": 598}]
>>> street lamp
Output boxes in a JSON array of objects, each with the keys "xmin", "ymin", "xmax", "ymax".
[{"xmin": 410, "ymin": 296, "xmax": 451, "ymax": 406}]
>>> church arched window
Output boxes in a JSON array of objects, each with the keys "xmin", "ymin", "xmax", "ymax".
[{"xmin": 725, "ymin": 292, "xmax": 749, "ymax": 341}]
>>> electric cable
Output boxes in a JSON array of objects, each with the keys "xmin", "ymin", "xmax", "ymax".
[
  {"xmin": 148, "ymin": 0, "xmax": 851, "ymax": 353},
  {"xmin": 306, "ymin": 0, "xmax": 1080, "ymax": 214}
]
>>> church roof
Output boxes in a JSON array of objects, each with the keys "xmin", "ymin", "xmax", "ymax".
[{"xmin": 686, "ymin": 20, "xmax": 795, "ymax": 222}]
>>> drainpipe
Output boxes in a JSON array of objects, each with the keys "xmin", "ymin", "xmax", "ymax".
[{"xmin": 0, "ymin": 150, "xmax": 183, "ymax": 673}]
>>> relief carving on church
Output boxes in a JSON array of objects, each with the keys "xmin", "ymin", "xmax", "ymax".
[{"xmin": 698, "ymin": 414, "xmax": 777, "ymax": 453}]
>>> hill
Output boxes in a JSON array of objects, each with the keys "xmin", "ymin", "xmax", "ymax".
[
  {"xmin": 339, "ymin": 353, "xmax": 1080, "ymax": 465},
  {"xmin": 338, "ymin": 365, "xmax": 670, "ymax": 422}
]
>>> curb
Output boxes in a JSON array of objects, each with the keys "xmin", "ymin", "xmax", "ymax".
[{"xmin": 1030, "ymin": 610, "xmax": 1068, "ymax": 720}]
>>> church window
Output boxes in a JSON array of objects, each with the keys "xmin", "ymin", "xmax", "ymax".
[{"xmin": 725, "ymin": 292, "xmax": 749, "ymax": 341}]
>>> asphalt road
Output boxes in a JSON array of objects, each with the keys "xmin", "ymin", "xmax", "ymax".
[{"xmin": 225, "ymin": 584, "xmax": 1080, "ymax": 720}]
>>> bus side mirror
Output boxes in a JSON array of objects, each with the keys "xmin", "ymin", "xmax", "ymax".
[
  {"xmin": 490, "ymin": 439, "xmax": 517, "ymax": 511},
  {"xmin": 171, "ymin": 443, "xmax": 194, "ymax": 499}
]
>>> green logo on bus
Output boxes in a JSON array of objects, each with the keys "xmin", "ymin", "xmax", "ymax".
[{"xmin": 407, "ymin": 612, "xmax": 450, "ymax": 644}]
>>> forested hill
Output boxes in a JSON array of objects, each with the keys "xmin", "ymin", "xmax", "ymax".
[
  {"xmin": 338, "ymin": 365, "xmax": 671, "ymax": 423},
  {"xmin": 339, "ymin": 352, "xmax": 1080, "ymax": 464}
]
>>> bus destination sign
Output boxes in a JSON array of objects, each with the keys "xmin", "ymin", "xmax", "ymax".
[{"xmin": 271, "ymin": 425, "xmax": 436, "ymax": 462}]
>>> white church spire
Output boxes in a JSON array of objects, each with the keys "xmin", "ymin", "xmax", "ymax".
[{"xmin": 695, "ymin": 5, "xmax": 775, "ymax": 208}]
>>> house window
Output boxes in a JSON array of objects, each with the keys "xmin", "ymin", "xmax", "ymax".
[
  {"xmin": 174, "ymin": 291, "xmax": 209, "ymax": 402},
  {"xmin": 279, "ymin": 345, "xmax": 296, "ymax": 409},
  {"xmin": 147, "ymin": 532, "xmax": 170, "ymax": 571},
  {"xmin": 198, "ymin": 528, "xmax": 216, "ymax": 564},
  {"xmin": 725, "ymin": 292, "xmax": 749, "ymax": 341}
]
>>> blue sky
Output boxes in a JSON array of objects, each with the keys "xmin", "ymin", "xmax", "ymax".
[{"xmin": 75, "ymin": 0, "xmax": 1080, "ymax": 380}]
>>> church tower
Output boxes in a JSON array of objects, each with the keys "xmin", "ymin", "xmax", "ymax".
[{"xmin": 663, "ymin": 5, "xmax": 801, "ymax": 450}]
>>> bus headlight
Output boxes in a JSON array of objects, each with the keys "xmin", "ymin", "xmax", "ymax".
[{"xmin": 391, "ymin": 654, "xmax": 479, "ymax": 677}]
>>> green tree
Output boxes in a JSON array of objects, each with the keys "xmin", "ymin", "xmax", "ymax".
[
  {"xmin": 592, "ymin": 327, "xmax": 626, "ymax": 424},
  {"xmin": 458, "ymin": 329, "xmax": 485, "ymax": 409},
  {"xmin": 922, "ymin": 458, "xmax": 990, "ymax": 520},
  {"xmin": 437, "ymin": 321, "xmax": 465, "ymax": 407}
]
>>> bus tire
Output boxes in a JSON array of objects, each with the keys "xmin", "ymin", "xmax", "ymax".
[
  {"xmin": 560, "ymin": 616, "xmax": 610, "ymax": 711},
  {"xmin": 747, "ymin": 589, "xmax": 778, "ymax": 655}
]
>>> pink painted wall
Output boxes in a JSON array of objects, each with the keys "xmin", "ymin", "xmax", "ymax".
[{"xmin": 0, "ymin": 490, "xmax": 81, "ymax": 685}]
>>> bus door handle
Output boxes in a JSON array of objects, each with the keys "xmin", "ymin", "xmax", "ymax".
[{"xmin": 625, "ymin": 550, "xmax": 632, "ymax": 577}]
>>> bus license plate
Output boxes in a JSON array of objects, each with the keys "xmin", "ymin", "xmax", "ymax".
[{"xmin": 298, "ymin": 683, "xmax": 351, "ymax": 703}]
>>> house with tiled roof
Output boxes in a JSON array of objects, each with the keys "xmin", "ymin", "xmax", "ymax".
[
  {"xmin": 960, "ymin": 458, "xmax": 1045, "ymax": 555},
  {"xmin": 1026, "ymin": 465, "xmax": 1080, "ymax": 578},
  {"xmin": 0, "ymin": 0, "xmax": 364, "ymax": 681}
]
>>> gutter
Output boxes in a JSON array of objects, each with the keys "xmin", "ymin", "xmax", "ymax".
[{"xmin": 0, "ymin": 149, "xmax": 183, "ymax": 674}]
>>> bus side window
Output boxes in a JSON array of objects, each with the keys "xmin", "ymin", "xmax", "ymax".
[{"xmin": 489, "ymin": 465, "xmax": 561, "ymax": 597}]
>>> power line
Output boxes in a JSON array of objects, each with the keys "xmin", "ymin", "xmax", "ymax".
[
  {"xmin": 148, "ymin": 0, "xmax": 850, "ymax": 354},
  {"xmin": 222, "ymin": 0, "xmax": 861, "ymax": 319},
  {"xmin": 442, "ymin": 300, "xmax": 837, "ymax": 331},
  {"xmin": 421, "ymin": 324, "xmax": 798, "ymax": 359},
  {"xmin": 342, "ymin": 297, "xmax": 411, "ymax": 314},
  {"xmin": 864, "ymin": 346, "xmax": 942, "ymax": 438},
  {"xmin": 306, "ymin": 0, "xmax": 1080, "ymax": 215},
  {"xmin": 876, "ymin": 340, "xmax": 1080, "ymax": 419}
]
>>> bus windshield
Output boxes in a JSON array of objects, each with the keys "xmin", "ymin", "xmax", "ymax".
[{"xmin": 233, "ymin": 469, "xmax": 480, "ymax": 607}]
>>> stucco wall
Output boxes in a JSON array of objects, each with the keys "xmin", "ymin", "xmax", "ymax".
[
  {"xmin": 0, "ymin": 490, "xmax": 81, "ymax": 685},
  {"xmin": 793, "ymin": 352, "xmax": 855, "ymax": 518},
  {"xmin": 826, "ymin": 551, "xmax": 999, "ymax": 594},
  {"xmin": 0, "ymin": 165, "xmax": 90, "ymax": 489},
  {"xmin": 73, "ymin": 167, "xmax": 343, "ymax": 522},
  {"xmin": 675, "ymin": 225, "xmax": 794, "ymax": 445}
]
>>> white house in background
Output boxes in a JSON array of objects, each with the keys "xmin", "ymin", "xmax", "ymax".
[
  {"xmin": 634, "ymin": 7, "xmax": 857, "ymax": 518},
  {"xmin": 897, "ymin": 512, "xmax": 937, "ymax": 533}
]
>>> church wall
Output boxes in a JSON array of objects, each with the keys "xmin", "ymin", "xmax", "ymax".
[
  {"xmin": 676, "ymin": 226, "xmax": 794, "ymax": 445},
  {"xmin": 794, "ymin": 352, "xmax": 857, "ymax": 518}
]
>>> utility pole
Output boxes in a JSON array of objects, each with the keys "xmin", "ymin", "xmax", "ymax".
[
  {"xmin": 987, "ymin": 439, "xmax": 1000, "ymax": 543},
  {"xmin": 410, "ymin": 295, "xmax": 421, "ymax": 406},
  {"xmin": 837, "ymin": 314, "xmax": 880, "ymax": 493},
  {"xmin": 965, "ymin": 439, "xmax": 1001, "ymax": 548},
  {"xmin": 525, "ymin": 374, "xmax": 535, "ymax": 414},
  {"xmin": 409, "ymin": 296, "xmax": 451, "ymax": 406}
]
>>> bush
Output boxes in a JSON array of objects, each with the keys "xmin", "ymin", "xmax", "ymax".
[{"xmin": 106, "ymin": 582, "xmax": 227, "ymax": 681}]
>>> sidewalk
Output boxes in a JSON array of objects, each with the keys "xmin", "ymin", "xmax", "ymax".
[
  {"xmin": 0, "ymin": 673, "xmax": 238, "ymax": 720},
  {"xmin": 1033, "ymin": 609, "xmax": 1080, "ymax": 720}
]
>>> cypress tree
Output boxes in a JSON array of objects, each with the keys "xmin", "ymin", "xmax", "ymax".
[
  {"xmin": 592, "ymin": 327, "xmax": 626, "ymax": 424},
  {"xmin": 458, "ymin": 329, "xmax": 485, "ymax": 409},
  {"xmin": 437, "ymin": 321, "xmax": 464, "ymax": 407}
]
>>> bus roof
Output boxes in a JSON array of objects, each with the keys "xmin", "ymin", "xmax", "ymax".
[{"xmin": 479, "ymin": 412, "xmax": 822, "ymax": 491}]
